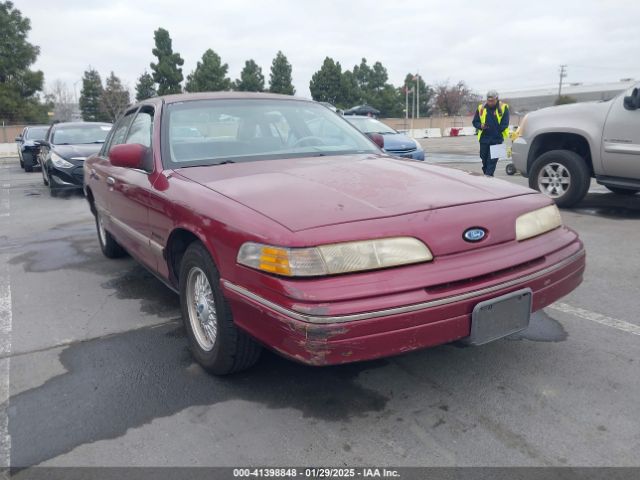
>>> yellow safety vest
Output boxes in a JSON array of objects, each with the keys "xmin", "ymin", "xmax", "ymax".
[{"xmin": 477, "ymin": 102, "xmax": 509, "ymax": 141}]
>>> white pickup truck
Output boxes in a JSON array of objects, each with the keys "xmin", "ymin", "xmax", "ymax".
[{"xmin": 512, "ymin": 84, "xmax": 640, "ymax": 207}]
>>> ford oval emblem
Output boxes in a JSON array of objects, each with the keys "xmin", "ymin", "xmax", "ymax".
[{"xmin": 463, "ymin": 227, "xmax": 486, "ymax": 242}]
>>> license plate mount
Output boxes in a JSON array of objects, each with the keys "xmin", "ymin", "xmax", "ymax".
[{"xmin": 465, "ymin": 288, "xmax": 533, "ymax": 345}]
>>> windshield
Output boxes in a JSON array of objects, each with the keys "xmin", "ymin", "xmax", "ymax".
[
  {"xmin": 164, "ymin": 99, "xmax": 379, "ymax": 166},
  {"xmin": 52, "ymin": 124, "xmax": 112, "ymax": 145},
  {"xmin": 346, "ymin": 117, "xmax": 397, "ymax": 135},
  {"xmin": 25, "ymin": 127, "xmax": 48, "ymax": 141}
]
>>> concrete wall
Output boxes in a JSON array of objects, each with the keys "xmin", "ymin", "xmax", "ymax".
[
  {"xmin": 0, "ymin": 125, "xmax": 25, "ymax": 143},
  {"xmin": 380, "ymin": 114, "xmax": 523, "ymax": 132}
]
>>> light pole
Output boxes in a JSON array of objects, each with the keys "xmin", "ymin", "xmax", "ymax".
[{"xmin": 73, "ymin": 79, "xmax": 81, "ymax": 121}]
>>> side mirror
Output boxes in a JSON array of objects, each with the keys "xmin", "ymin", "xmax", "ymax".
[
  {"xmin": 366, "ymin": 132, "xmax": 385, "ymax": 149},
  {"xmin": 15, "ymin": 136, "xmax": 22, "ymax": 142},
  {"xmin": 623, "ymin": 96, "xmax": 637, "ymax": 110},
  {"xmin": 109, "ymin": 143, "xmax": 148, "ymax": 169},
  {"xmin": 624, "ymin": 88, "xmax": 640, "ymax": 110}
]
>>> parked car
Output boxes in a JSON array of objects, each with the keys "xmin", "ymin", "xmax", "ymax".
[
  {"xmin": 345, "ymin": 115, "xmax": 425, "ymax": 160},
  {"xmin": 15, "ymin": 125, "xmax": 49, "ymax": 172},
  {"xmin": 85, "ymin": 92, "xmax": 585, "ymax": 375},
  {"xmin": 512, "ymin": 83, "xmax": 640, "ymax": 207},
  {"xmin": 38, "ymin": 122, "xmax": 112, "ymax": 196}
]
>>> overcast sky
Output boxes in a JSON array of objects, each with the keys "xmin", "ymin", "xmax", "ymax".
[{"xmin": 19, "ymin": 0, "xmax": 640, "ymax": 100}]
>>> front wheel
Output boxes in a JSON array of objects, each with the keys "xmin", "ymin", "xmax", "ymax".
[
  {"xmin": 605, "ymin": 186, "xmax": 638, "ymax": 196},
  {"xmin": 95, "ymin": 211, "xmax": 126, "ymax": 258},
  {"xmin": 23, "ymin": 153, "xmax": 34, "ymax": 172},
  {"xmin": 505, "ymin": 163, "xmax": 517, "ymax": 176},
  {"xmin": 528, "ymin": 150, "xmax": 591, "ymax": 208},
  {"xmin": 179, "ymin": 241, "xmax": 261, "ymax": 375}
]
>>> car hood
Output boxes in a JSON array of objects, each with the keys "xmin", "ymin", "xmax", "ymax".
[
  {"xmin": 381, "ymin": 133, "xmax": 419, "ymax": 151},
  {"xmin": 533, "ymin": 99, "xmax": 613, "ymax": 119},
  {"xmin": 53, "ymin": 144, "xmax": 103, "ymax": 160},
  {"xmin": 177, "ymin": 154, "xmax": 534, "ymax": 232}
]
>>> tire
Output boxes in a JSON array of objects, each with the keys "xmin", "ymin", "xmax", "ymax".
[
  {"xmin": 179, "ymin": 241, "xmax": 261, "ymax": 375},
  {"xmin": 605, "ymin": 186, "xmax": 639, "ymax": 196},
  {"xmin": 505, "ymin": 163, "xmax": 517, "ymax": 176},
  {"xmin": 23, "ymin": 153, "xmax": 34, "ymax": 172},
  {"xmin": 528, "ymin": 150, "xmax": 590, "ymax": 208},
  {"xmin": 95, "ymin": 210, "xmax": 126, "ymax": 258}
]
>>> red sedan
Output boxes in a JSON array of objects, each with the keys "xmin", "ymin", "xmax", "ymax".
[{"xmin": 84, "ymin": 92, "xmax": 585, "ymax": 375}]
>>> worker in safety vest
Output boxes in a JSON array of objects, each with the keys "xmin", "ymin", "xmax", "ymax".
[{"xmin": 472, "ymin": 90, "xmax": 510, "ymax": 176}]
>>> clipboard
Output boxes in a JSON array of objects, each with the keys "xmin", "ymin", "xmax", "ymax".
[{"xmin": 490, "ymin": 143, "xmax": 507, "ymax": 160}]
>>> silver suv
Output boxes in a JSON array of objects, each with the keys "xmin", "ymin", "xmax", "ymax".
[{"xmin": 512, "ymin": 84, "xmax": 640, "ymax": 207}]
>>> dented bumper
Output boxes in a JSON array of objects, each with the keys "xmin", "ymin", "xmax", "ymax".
[{"xmin": 222, "ymin": 242, "xmax": 585, "ymax": 366}]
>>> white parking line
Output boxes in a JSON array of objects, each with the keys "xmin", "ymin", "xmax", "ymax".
[
  {"xmin": 550, "ymin": 302, "xmax": 640, "ymax": 336},
  {"xmin": 0, "ymin": 176, "xmax": 11, "ymax": 470}
]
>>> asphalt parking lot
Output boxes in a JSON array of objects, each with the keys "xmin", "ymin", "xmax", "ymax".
[{"xmin": 1, "ymin": 151, "xmax": 639, "ymax": 469}]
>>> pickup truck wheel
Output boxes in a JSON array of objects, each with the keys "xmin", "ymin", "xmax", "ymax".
[
  {"xmin": 605, "ymin": 186, "xmax": 638, "ymax": 195},
  {"xmin": 23, "ymin": 153, "xmax": 34, "ymax": 172},
  {"xmin": 179, "ymin": 241, "xmax": 261, "ymax": 375},
  {"xmin": 529, "ymin": 150, "xmax": 590, "ymax": 208},
  {"xmin": 95, "ymin": 211, "xmax": 126, "ymax": 258}
]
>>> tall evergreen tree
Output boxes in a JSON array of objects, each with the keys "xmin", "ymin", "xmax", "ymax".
[
  {"xmin": 0, "ymin": 1, "xmax": 48, "ymax": 122},
  {"xmin": 309, "ymin": 57, "xmax": 343, "ymax": 106},
  {"xmin": 79, "ymin": 68, "xmax": 106, "ymax": 121},
  {"xmin": 340, "ymin": 70, "xmax": 361, "ymax": 108},
  {"xmin": 235, "ymin": 59, "xmax": 264, "ymax": 92},
  {"xmin": 268, "ymin": 51, "xmax": 295, "ymax": 95},
  {"xmin": 100, "ymin": 71, "xmax": 130, "ymax": 122},
  {"xmin": 135, "ymin": 71, "xmax": 156, "ymax": 101},
  {"xmin": 150, "ymin": 28, "xmax": 184, "ymax": 95},
  {"xmin": 185, "ymin": 49, "xmax": 231, "ymax": 92}
]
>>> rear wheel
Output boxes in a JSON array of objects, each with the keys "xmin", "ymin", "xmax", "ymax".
[
  {"xmin": 179, "ymin": 241, "xmax": 261, "ymax": 375},
  {"xmin": 95, "ymin": 210, "xmax": 126, "ymax": 258},
  {"xmin": 528, "ymin": 150, "xmax": 590, "ymax": 208},
  {"xmin": 605, "ymin": 186, "xmax": 638, "ymax": 195}
]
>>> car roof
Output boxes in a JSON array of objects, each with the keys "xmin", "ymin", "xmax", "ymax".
[
  {"xmin": 52, "ymin": 122, "xmax": 112, "ymax": 127},
  {"xmin": 138, "ymin": 91, "xmax": 312, "ymax": 107},
  {"xmin": 345, "ymin": 115, "xmax": 377, "ymax": 119}
]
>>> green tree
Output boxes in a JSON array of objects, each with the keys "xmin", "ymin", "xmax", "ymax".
[
  {"xmin": 150, "ymin": 27, "xmax": 184, "ymax": 95},
  {"xmin": 79, "ymin": 68, "xmax": 107, "ymax": 121},
  {"xmin": 0, "ymin": 1, "xmax": 48, "ymax": 122},
  {"xmin": 401, "ymin": 73, "xmax": 434, "ymax": 117},
  {"xmin": 339, "ymin": 70, "xmax": 361, "ymax": 108},
  {"xmin": 309, "ymin": 57, "xmax": 343, "ymax": 105},
  {"xmin": 555, "ymin": 95, "xmax": 577, "ymax": 105},
  {"xmin": 100, "ymin": 72, "xmax": 130, "ymax": 122},
  {"xmin": 185, "ymin": 49, "xmax": 231, "ymax": 92},
  {"xmin": 268, "ymin": 51, "xmax": 295, "ymax": 95},
  {"xmin": 349, "ymin": 58, "xmax": 401, "ymax": 117},
  {"xmin": 135, "ymin": 71, "xmax": 156, "ymax": 101},
  {"xmin": 235, "ymin": 59, "xmax": 264, "ymax": 92}
]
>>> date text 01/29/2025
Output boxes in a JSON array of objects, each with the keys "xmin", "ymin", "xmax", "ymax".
[{"xmin": 233, "ymin": 467, "xmax": 400, "ymax": 478}]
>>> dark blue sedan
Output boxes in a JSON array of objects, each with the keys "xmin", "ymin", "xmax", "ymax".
[{"xmin": 345, "ymin": 116, "xmax": 425, "ymax": 160}]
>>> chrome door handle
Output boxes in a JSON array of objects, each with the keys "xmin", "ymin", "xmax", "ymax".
[{"xmin": 106, "ymin": 176, "xmax": 116, "ymax": 186}]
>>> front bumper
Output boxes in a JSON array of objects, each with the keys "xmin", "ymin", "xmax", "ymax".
[
  {"xmin": 223, "ymin": 239, "xmax": 585, "ymax": 366},
  {"xmin": 387, "ymin": 149, "xmax": 425, "ymax": 161},
  {"xmin": 512, "ymin": 138, "xmax": 530, "ymax": 177},
  {"xmin": 48, "ymin": 164, "xmax": 84, "ymax": 190}
]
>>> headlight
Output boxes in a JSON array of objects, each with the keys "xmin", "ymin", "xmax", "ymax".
[
  {"xmin": 516, "ymin": 205, "xmax": 562, "ymax": 241},
  {"xmin": 237, "ymin": 237, "xmax": 433, "ymax": 277},
  {"xmin": 51, "ymin": 152, "xmax": 73, "ymax": 169}
]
